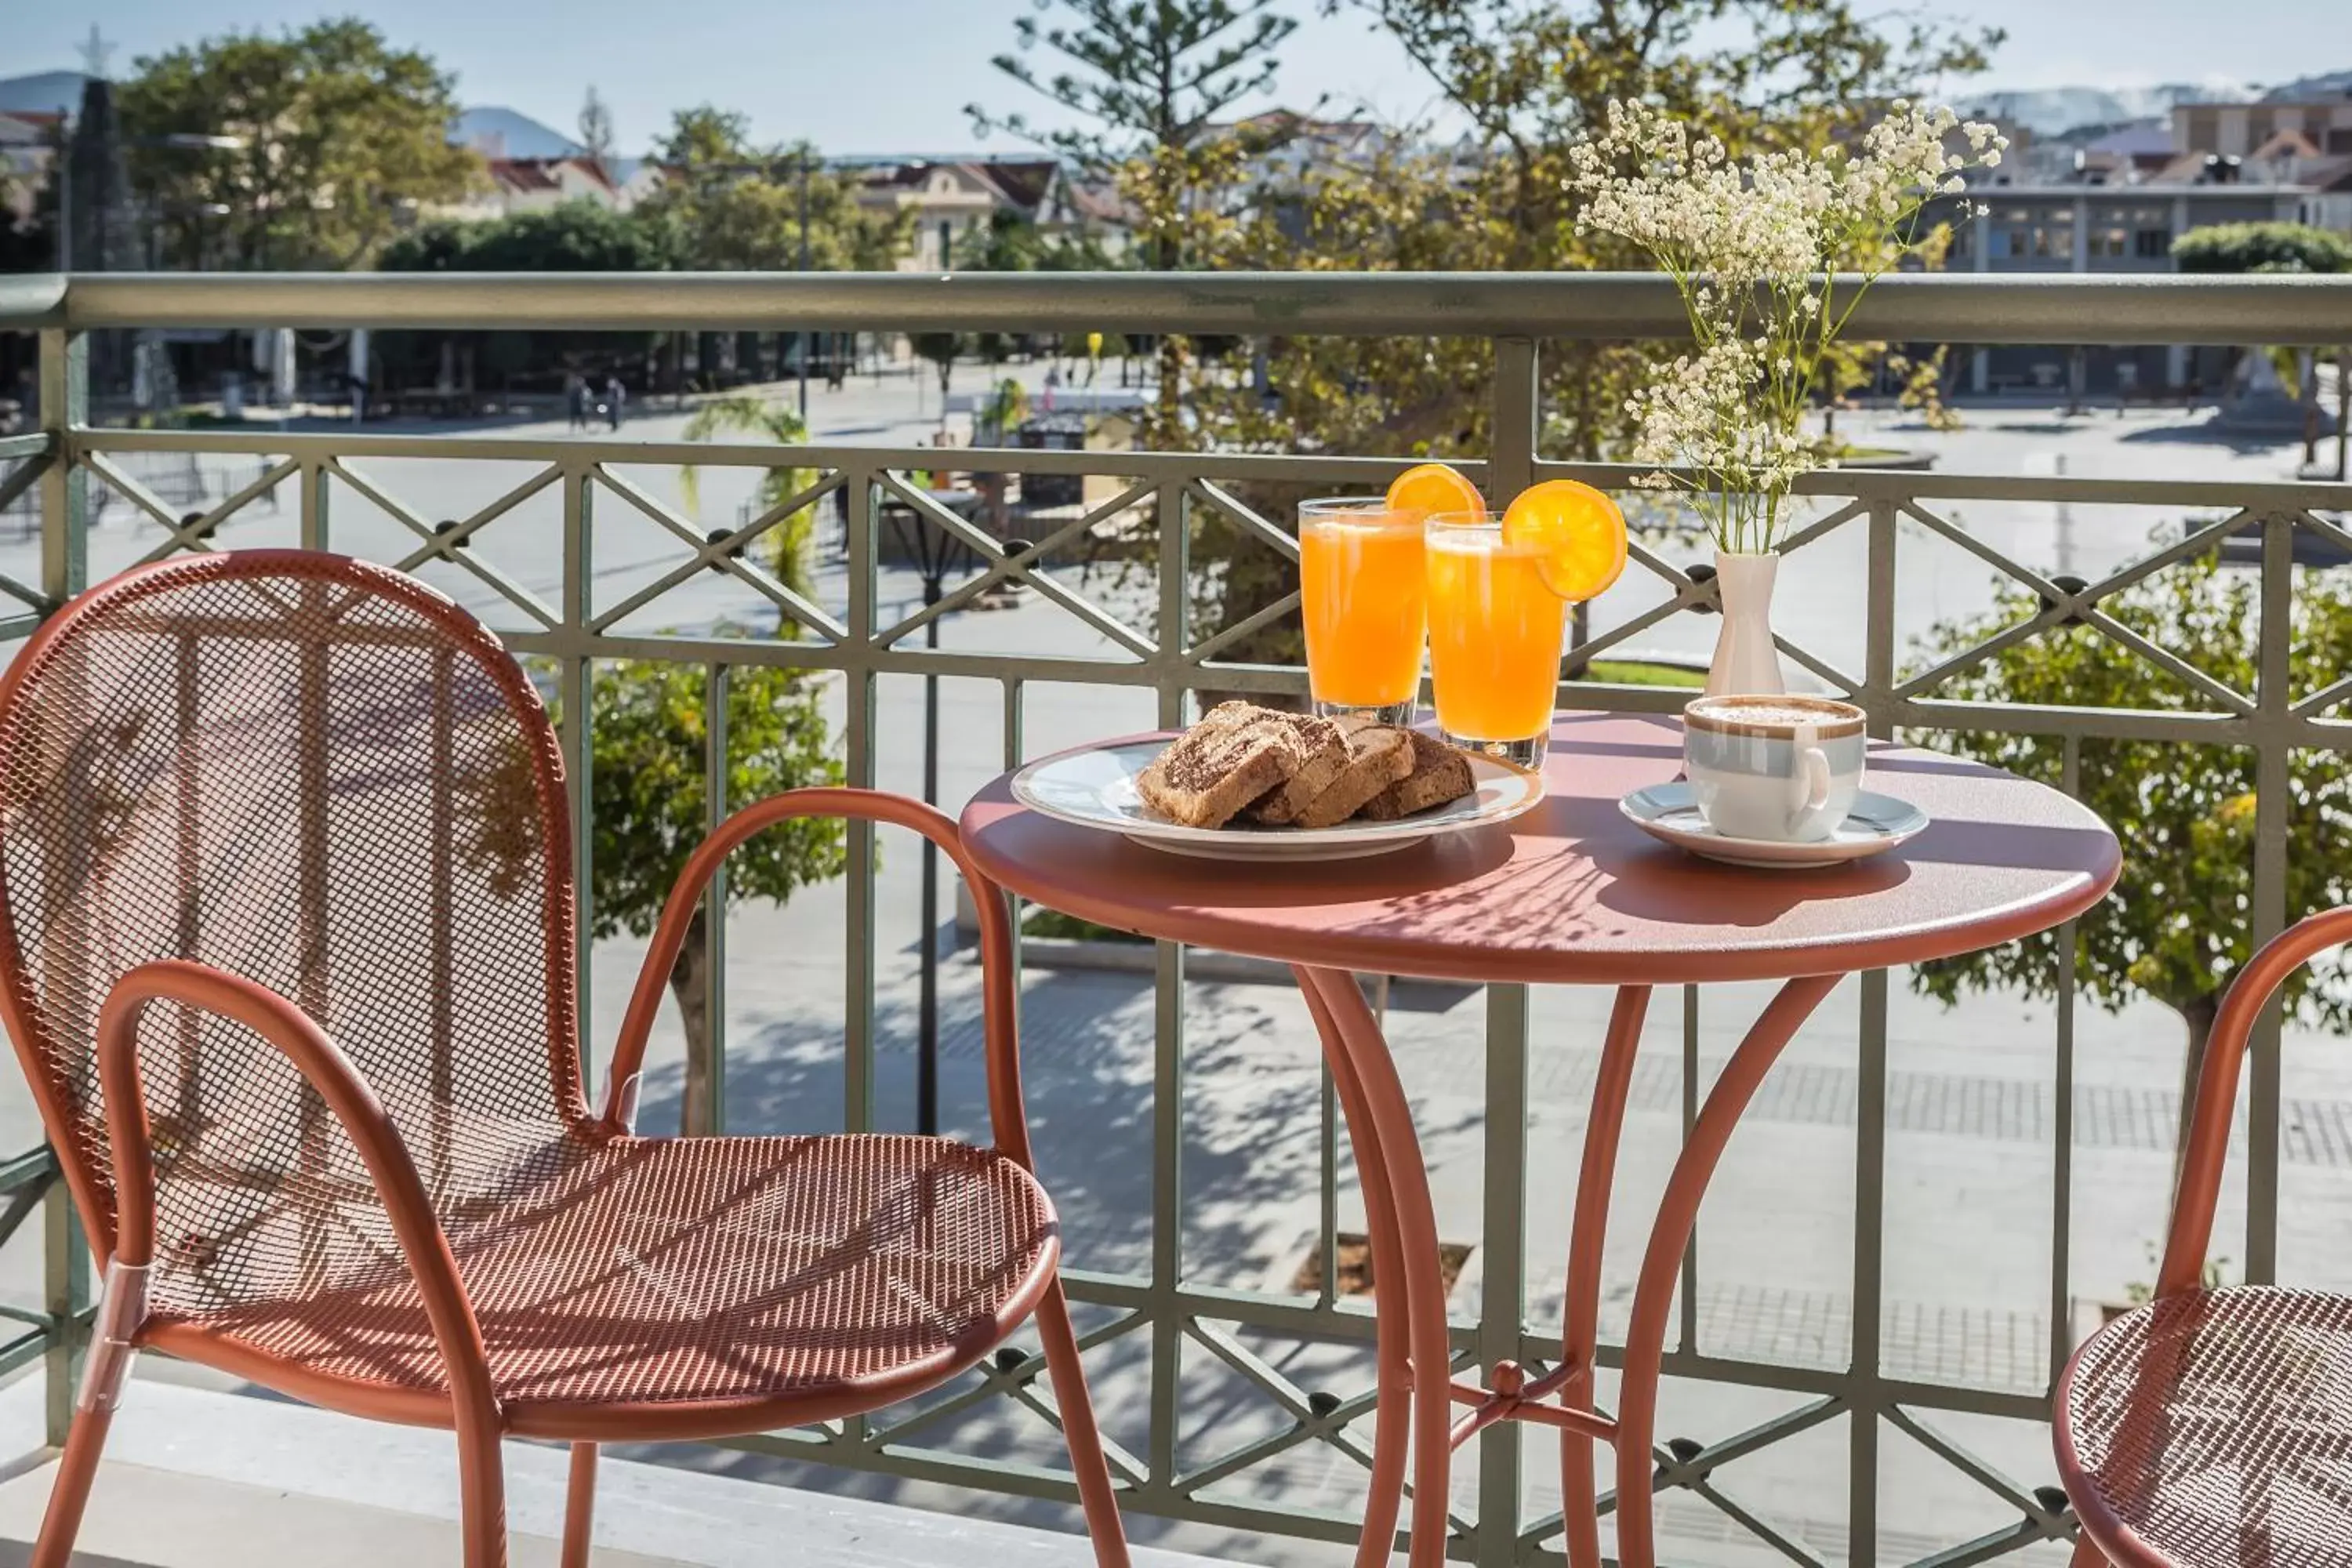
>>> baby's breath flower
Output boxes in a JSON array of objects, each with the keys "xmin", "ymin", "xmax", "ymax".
[{"xmin": 1565, "ymin": 96, "xmax": 2000, "ymax": 551}]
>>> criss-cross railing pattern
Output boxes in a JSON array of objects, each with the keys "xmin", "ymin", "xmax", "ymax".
[{"xmin": 8, "ymin": 271, "xmax": 2352, "ymax": 1568}]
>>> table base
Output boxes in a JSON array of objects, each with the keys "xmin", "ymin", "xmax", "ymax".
[{"xmin": 1291, "ymin": 966, "xmax": 1840, "ymax": 1568}]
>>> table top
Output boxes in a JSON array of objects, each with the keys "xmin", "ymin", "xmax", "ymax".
[{"xmin": 959, "ymin": 712, "xmax": 2121, "ymax": 987}]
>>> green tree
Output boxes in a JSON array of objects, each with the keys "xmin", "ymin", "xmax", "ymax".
[
  {"xmin": 376, "ymin": 202, "xmax": 679, "ymax": 390},
  {"xmin": 909, "ymin": 332, "xmax": 967, "ymax": 426},
  {"xmin": 578, "ymin": 85, "xmax": 616, "ymax": 179},
  {"xmin": 117, "ymin": 18, "xmax": 482, "ymax": 269},
  {"xmin": 2172, "ymin": 223, "xmax": 2352, "ymax": 274},
  {"xmin": 1167, "ymin": 0, "xmax": 1994, "ymax": 665},
  {"xmin": 953, "ymin": 208, "xmax": 1121, "ymax": 272},
  {"xmin": 579, "ymin": 661, "xmax": 845, "ymax": 1133},
  {"xmin": 2171, "ymin": 222, "xmax": 2352, "ymax": 480},
  {"xmin": 680, "ymin": 396, "xmax": 827, "ymax": 618},
  {"xmin": 1912, "ymin": 548, "xmax": 2352, "ymax": 1147},
  {"xmin": 970, "ymin": 0, "xmax": 1302, "ymax": 437},
  {"xmin": 573, "ymin": 441, "xmax": 842, "ymax": 1134},
  {"xmin": 637, "ymin": 107, "xmax": 909, "ymax": 271}
]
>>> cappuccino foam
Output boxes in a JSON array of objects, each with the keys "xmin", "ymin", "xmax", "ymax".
[{"xmin": 1687, "ymin": 697, "xmax": 1862, "ymax": 730}]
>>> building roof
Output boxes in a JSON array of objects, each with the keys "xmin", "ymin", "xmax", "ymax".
[
  {"xmin": 2249, "ymin": 128, "xmax": 2325, "ymax": 161},
  {"xmin": 2085, "ymin": 123, "xmax": 2177, "ymax": 158},
  {"xmin": 975, "ymin": 159, "xmax": 1058, "ymax": 209},
  {"xmin": 488, "ymin": 157, "xmax": 616, "ymax": 195}
]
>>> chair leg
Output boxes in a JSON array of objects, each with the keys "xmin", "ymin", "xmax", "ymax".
[
  {"xmin": 455, "ymin": 1407, "xmax": 509, "ymax": 1568},
  {"xmin": 2069, "ymin": 1531, "xmax": 2107, "ymax": 1568},
  {"xmin": 1032, "ymin": 1277, "xmax": 1129, "ymax": 1568},
  {"xmin": 561, "ymin": 1443, "xmax": 598, "ymax": 1568},
  {"xmin": 29, "ymin": 1406, "xmax": 113, "ymax": 1568}
]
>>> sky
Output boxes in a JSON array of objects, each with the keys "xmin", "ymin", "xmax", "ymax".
[{"xmin": 20, "ymin": 0, "xmax": 2352, "ymax": 157}]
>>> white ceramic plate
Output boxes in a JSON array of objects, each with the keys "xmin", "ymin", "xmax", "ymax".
[
  {"xmin": 1011, "ymin": 739, "xmax": 1547, "ymax": 862},
  {"xmin": 1620, "ymin": 782, "xmax": 1929, "ymax": 869}
]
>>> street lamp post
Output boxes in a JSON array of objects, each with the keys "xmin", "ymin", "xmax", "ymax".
[
  {"xmin": 797, "ymin": 150, "xmax": 811, "ymax": 422},
  {"xmin": 883, "ymin": 499, "xmax": 981, "ymax": 1136}
]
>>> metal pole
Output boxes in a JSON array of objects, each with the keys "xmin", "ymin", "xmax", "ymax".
[
  {"xmin": 797, "ymin": 151, "xmax": 811, "ymax": 423},
  {"xmin": 916, "ymin": 567, "xmax": 942, "ymax": 1137}
]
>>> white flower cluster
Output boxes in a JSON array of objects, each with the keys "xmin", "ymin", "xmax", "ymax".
[{"xmin": 1567, "ymin": 100, "xmax": 2005, "ymax": 551}]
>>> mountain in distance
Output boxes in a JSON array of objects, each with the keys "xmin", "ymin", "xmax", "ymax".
[
  {"xmin": 0, "ymin": 71, "xmax": 88, "ymax": 118},
  {"xmin": 451, "ymin": 106, "xmax": 582, "ymax": 160},
  {"xmin": 1955, "ymin": 82, "xmax": 2254, "ymax": 136},
  {"xmin": 2261, "ymin": 68, "xmax": 2352, "ymax": 102},
  {"xmin": 1959, "ymin": 69, "xmax": 2352, "ymax": 137}
]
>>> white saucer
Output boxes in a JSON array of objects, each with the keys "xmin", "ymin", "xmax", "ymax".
[
  {"xmin": 1619, "ymin": 782, "xmax": 1929, "ymax": 869},
  {"xmin": 1012, "ymin": 738, "xmax": 1546, "ymax": 862}
]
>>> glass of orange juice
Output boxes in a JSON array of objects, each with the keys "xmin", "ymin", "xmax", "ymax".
[
  {"xmin": 1299, "ymin": 497, "xmax": 1427, "ymax": 726},
  {"xmin": 1425, "ymin": 512, "xmax": 1568, "ymax": 769}
]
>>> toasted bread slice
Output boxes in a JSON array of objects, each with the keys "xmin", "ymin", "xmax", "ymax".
[
  {"xmin": 1242, "ymin": 712, "xmax": 1354, "ymax": 824},
  {"xmin": 1137, "ymin": 703, "xmax": 1307, "ymax": 829},
  {"xmin": 1291, "ymin": 724, "xmax": 1416, "ymax": 829},
  {"xmin": 1357, "ymin": 731, "xmax": 1477, "ymax": 820}
]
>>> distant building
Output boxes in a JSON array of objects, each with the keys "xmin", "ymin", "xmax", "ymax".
[
  {"xmin": 432, "ymin": 155, "xmax": 652, "ymax": 223},
  {"xmin": 849, "ymin": 155, "xmax": 1129, "ymax": 269},
  {"xmin": 2172, "ymin": 98, "xmax": 2352, "ymax": 158}
]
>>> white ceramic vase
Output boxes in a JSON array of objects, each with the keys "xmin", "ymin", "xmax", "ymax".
[{"xmin": 1704, "ymin": 550, "xmax": 1786, "ymax": 697}]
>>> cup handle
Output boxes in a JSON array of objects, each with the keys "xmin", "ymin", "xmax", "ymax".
[{"xmin": 1790, "ymin": 746, "xmax": 1833, "ymax": 829}]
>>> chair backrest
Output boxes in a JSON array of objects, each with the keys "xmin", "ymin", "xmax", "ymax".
[{"xmin": 0, "ymin": 551, "xmax": 583, "ymax": 1262}]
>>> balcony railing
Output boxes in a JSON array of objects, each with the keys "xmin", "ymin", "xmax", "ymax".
[{"xmin": 4, "ymin": 270, "xmax": 2352, "ymax": 1567}]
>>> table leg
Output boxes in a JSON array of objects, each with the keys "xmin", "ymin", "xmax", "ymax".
[
  {"xmin": 1294, "ymin": 967, "xmax": 1412, "ymax": 1568},
  {"xmin": 1295, "ymin": 965, "xmax": 1455, "ymax": 1568},
  {"xmin": 1560, "ymin": 985, "xmax": 1652, "ymax": 1568},
  {"xmin": 1613, "ymin": 974, "xmax": 1840, "ymax": 1568}
]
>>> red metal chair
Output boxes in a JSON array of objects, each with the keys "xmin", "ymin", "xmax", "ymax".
[
  {"xmin": 0, "ymin": 550, "xmax": 1129, "ymax": 1568},
  {"xmin": 2056, "ymin": 906, "xmax": 2352, "ymax": 1568}
]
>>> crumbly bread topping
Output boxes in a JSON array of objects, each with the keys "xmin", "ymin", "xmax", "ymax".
[
  {"xmin": 1244, "ymin": 711, "xmax": 1353, "ymax": 823},
  {"xmin": 1291, "ymin": 724, "xmax": 1415, "ymax": 829}
]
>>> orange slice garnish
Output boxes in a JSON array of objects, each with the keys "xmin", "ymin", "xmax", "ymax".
[
  {"xmin": 1384, "ymin": 462, "xmax": 1485, "ymax": 521},
  {"xmin": 1501, "ymin": 480, "xmax": 1628, "ymax": 601}
]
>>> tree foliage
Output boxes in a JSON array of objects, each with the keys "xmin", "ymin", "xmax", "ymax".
[
  {"xmin": 568, "ymin": 436, "xmax": 844, "ymax": 1131},
  {"xmin": 637, "ymin": 107, "xmax": 910, "ymax": 271},
  {"xmin": 953, "ymin": 208, "xmax": 1121, "ymax": 272},
  {"xmin": 380, "ymin": 201, "xmax": 683, "ymax": 273},
  {"xmin": 1912, "ymin": 548, "xmax": 2352, "ymax": 1054},
  {"xmin": 580, "ymin": 657, "xmax": 846, "ymax": 1131},
  {"xmin": 578, "ymin": 85, "xmax": 616, "ymax": 176},
  {"xmin": 117, "ymin": 18, "xmax": 482, "ymax": 270},
  {"xmin": 2172, "ymin": 223, "xmax": 2352, "ymax": 275},
  {"xmin": 375, "ymin": 202, "xmax": 676, "ymax": 387},
  {"xmin": 681, "ymin": 397, "xmax": 827, "ymax": 606},
  {"xmin": 971, "ymin": 0, "xmax": 1303, "ymax": 437}
]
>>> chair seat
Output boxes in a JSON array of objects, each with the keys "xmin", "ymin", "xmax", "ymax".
[
  {"xmin": 2058, "ymin": 1286, "xmax": 2352, "ymax": 1568},
  {"xmin": 147, "ymin": 1131, "xmax": 1060, "ymax": 1441}
]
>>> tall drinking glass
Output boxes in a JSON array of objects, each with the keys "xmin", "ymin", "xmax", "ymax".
[
  {"xmin": 1425, "ymin": 512, "xmax": 1566, "ymax": 769},
  {"xmin": 1299, "ymin": 496, "xmax": 1427, "ymax": 727}
]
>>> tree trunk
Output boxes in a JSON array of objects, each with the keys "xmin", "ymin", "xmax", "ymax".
[
  {"xmin": 666, "ymin": 906, "xmax": 713, "ymax": 1135},
  {"xmin": 2172, "ymin": 993, "xmax": 2220, "ymax": 1189}
]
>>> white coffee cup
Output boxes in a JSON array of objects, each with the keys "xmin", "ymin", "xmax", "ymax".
[{"xmin": 1682, "ymin": 695, "xmax": 1867, "ymax": 844}]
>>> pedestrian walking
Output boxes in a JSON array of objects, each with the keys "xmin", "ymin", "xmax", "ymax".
[
  {"xmin": 565, "ymin": 372, "xmax": 589, "ymax": 431},
  {"xmin": 603, "ymin": 373, "xmax": 626, "ymax": 431}
]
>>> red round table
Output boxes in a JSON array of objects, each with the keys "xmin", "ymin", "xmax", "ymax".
[{"xmin": 961, "ymin": 711, "xmax": 2119, "ymax": 1568}]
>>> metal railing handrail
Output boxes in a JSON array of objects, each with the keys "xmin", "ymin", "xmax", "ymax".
[{"xmin": 16, "ymin": 269, "xmax": 2352, "ymax": 343}]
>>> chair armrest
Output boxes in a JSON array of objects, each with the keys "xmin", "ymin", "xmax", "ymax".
[
  {"xmin": 603, "ymin": 786, "xmax": 1036, "ymax": 1166},
  {"xmin": 2158, "ymin": 906, "xmax": 2352, "ymax": 1296},
  {"xmin": 95, "ymin": 960, "xmax": 501, "ymax": 1434}
]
